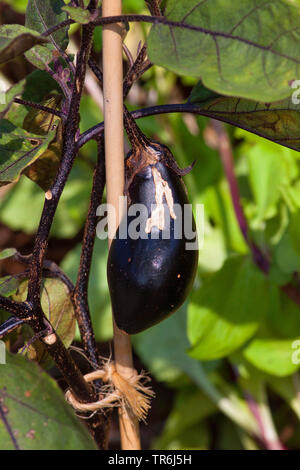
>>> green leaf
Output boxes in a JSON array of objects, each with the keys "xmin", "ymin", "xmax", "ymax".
[
  {"xmin": 0, "ymin": 161, "xmax": 92, "ymax": 238},
  {"xmin": 204, "ymin": 180, "xmax": 248, "ymax": 254},
  {"xmin": 153, "ymin": 386, "xmax": 216, "ymax": 450},
  {"xmin": 0, "ymin": 276, "xmax": 21, "ymax": 297},
  {"xmin": 13, "ymin": 278, "xmax": 76, "ymax": 363},
  {"xmin": 0, "ymin": 353, "xmax": 97, "ymax": 449},
  {"xmin": 25, "ymin": 0, "xmax": 69, "ymax": 69},
  {"xmin": 289, "ymin": 211, "xmax": 300, "ymax": 255},
  {"xmin": 247, "ymin": 141, "xmax": 285, "ymax": 221},
  {"xmin": 0, "ymin": 24, "xmax": 48, "ymax": 65},
  {"xmin": 0, "ymin": 119, "xmax": 58, "ymax": 187},
  {"xmin": 274, "ymin": 231, "xmax": 300, "ymax": 274},
  {"xmin": 7, "ymin": 71, "xmax": 62, "ymax": 128},
  {"xmin": 244, "ymin": 337, "xmax": 300, "ymax": 377},
  {"xmin": 148, "ymin": 0, "xmax": 300, "ymax": 102},
  {"xmin": 63, "ymin": 5, "xmax": 92, "ymax": 24},
  {"xmin": 0, "ymin": 248, "xmax": 17, "ymax": 261},
  {"xmin": 133, "ymin": 307, "xmax": 258, "ymax": 435},
  {"xmin": 188, "ymin": 82, "xmax": 300, "ymax": 153},
  {"xmin": 188, "ymin": 256, "xmax": 269, "ymax": 360},
  {"xmin": 61, "ymin": 239, "xmax": 113, "ymax": 341},
  {"xmin": 133, "ymin": 306, "xmax": 213, "ymax": 384},
  {"xmin": 0, "ymin": 80, "xmax": 25, "ymax": 119},
  {"xmin": 266, "ymin": 285, "xmax": 300, "ymax": 339},
  {"xmin": 2, "ymin": 0, "xmax": 28, "ymax": 14},
  {"xmin": 266, "ymin": 374, "xmax": 300, "ymax": 419},
  {"xmin": 22, "ymin": 96, "xmax": 63, "ymax": 190}
]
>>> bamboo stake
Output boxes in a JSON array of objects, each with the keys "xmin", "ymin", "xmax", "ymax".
[{"xmin": 102, "ymin": 0, "xmax": 141, "ymax": 450}]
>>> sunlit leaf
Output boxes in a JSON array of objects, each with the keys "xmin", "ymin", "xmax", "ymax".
[
  {"xmin": 148, "ymin": 0, "xmax": 300, "ymax": 102},
  {"xmin": 188, "ymin": 256, "xmax": 269, "ymax": 360},
  {"xmin": 188, "ymin": 82, "xmax": 300, "ymax": 153},
  {"xmin": 25, "ymin": 0, "xmax": 69, "ymax": 70},
  {"xmin": 0, "ymin": 80, "xmax": 25, "ymax": 119},
  {"xmin": 0, "ymin": 119, "xmax": 58, "ymax": 187},
  {"xmin": 22, "ymin": 96, "xmax": 63, "ymax": 190},
  {"xmin": 13, "ymin": 278, "xmax": 76, "ymax": 364}
]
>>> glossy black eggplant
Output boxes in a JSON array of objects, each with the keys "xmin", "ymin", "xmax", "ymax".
[{"xmin": 107, "ymin": 131, "xmax": 198, "ymax": 335}]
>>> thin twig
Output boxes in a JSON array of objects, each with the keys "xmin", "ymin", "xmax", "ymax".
[
  {"xmin": 77, "ymin": 101, "xmax": 300, "ymax": 154},
  {"xmin": 73, "ymin": 138, "xmax": 105, "ymax": 366},
  {"xmin": 13, "ymin": 98, "xmax": 64, "ymax": 119},
  {"xmin": 123, "ymin": 43, "xmax": 134, "ymax": 68},
  {"xmin": 123, "ymin": 43, "xmax": 151, "ymax": 99}
]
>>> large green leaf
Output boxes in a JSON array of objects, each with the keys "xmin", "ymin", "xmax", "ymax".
[
  {"xmin": 0, "ymin": 353, "xmax": 97, "ymax": 449},
  {"xmin": 25, "ymin": 0, "xmax": 69, "ymax": 70},
  {"xmin": 148, "ymin": 0, "xmax": 300, "ymax": 102},
  {"xmin": 188, "ymin": 82, "xmax": 300, "ymax": 153},
  {"xmin": 0, "ymin": 24, "xmax": 48, "ymax": 65},
  {"xmin": 188, "ymin": 256, "xmax": 269, "ymax": 360},
  {"xmin": 133, "ymin": 307, "xmax": 258, "ymax": 435},
  {"xmin": 0, "ymin": 119, "xmax": 57, "ymax": 187},
  {"xmin": 244, "ymin": 337, "xmax": 300, "ymax": 377}
]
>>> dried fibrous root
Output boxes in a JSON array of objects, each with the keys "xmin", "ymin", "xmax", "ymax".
[{"xmin": 65, "ymin": 359, "xmax": 154, "ymax": 421}]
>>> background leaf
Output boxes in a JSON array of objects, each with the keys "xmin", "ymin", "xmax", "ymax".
[
  {"xmin": 148, "ymin": 0, "xmax": 300, "ymax": 101},
  {"xmin": 0, "ymin": 248, "xmax": 17, "ymax": 261},
  {"xmin": 188, "ymin": 82, "xmax": 300, "ymax": 153},
  {"xmin": 0, "ymin": 80, "xmax": 25, "ymax": 119},
  {"xmin": 0, "ymin": 24, "xmax": 48, "ymax": 65},
  {"xmin": 25, "ymin": 0, "xmax": 69, "ymax": 69},
  {"xmin": 243, "ymin": 337, "xmax": 300, "ymax": 377},
  {"xmin": 22, "ymin": 96, "xmax": 63, "ymax": 190},
  {"xmin": 0, "ymin": 353, "xmax": 97, "ymax": 450},
  {"xmin": 63, "ymin": 5, "xmax": 92, "ymax": 25},
  {"xmin": 0, "ymin": 119, "xmax": 58, "ymax": 187},
  {"xmin": 61, "ymin": 238, "xmax": 113, "ymax": 341},
  {"xmin": 188, "ymin": 256, "xmax": 269, "ymax": 360}
]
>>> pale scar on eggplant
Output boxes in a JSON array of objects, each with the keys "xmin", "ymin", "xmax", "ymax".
[{"xmin": 145, "ymin": 166, "xmax": 177, "ymax": 234}]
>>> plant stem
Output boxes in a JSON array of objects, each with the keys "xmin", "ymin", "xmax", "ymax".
[
  {"xmin": 102, "ymin": 0, "xmax": 141, "ymax": 450},
  {"xmin": 77, "ymin": 102, "xmax": 300, "ymax": 152},
  {"xmin": 16, "ymin": 21, "xmax": 109, "ymax": 448},
  {"xmin": 123, "ymin": 43, "xmax": 151, "ymax": 98},
  {"xmin": 210, "ymin": 120, "xmax": 269, "ymax": 273},
  {"xmin": 13, "ymin": 98, "xmax": 64, "ymax": 119},
  {"xmin": 244, "ymin": 387, "xmax": 285, "ymax": 450},
  {"xmin": 73, "ymin": 138, "xmax": 105, "ymax": 367}
]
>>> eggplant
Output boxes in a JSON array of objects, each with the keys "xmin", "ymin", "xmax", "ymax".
[{"xmin": 107, "ymin": 110, "xmax": 198, "ymax": 334}]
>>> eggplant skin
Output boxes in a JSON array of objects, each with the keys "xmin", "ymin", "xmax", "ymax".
[{"xmin": 107, "ymin": 159, "xmax": 198, "ymax": 335}]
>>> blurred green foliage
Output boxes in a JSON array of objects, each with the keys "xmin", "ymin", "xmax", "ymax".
[{"xmin": 1, "ymin": 0, "xmax": 300, "ymax": 451}]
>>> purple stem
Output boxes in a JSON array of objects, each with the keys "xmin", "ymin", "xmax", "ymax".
[{"xmin": 211, "ymin": 120, "xmax": 270, "ymax": 274}]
